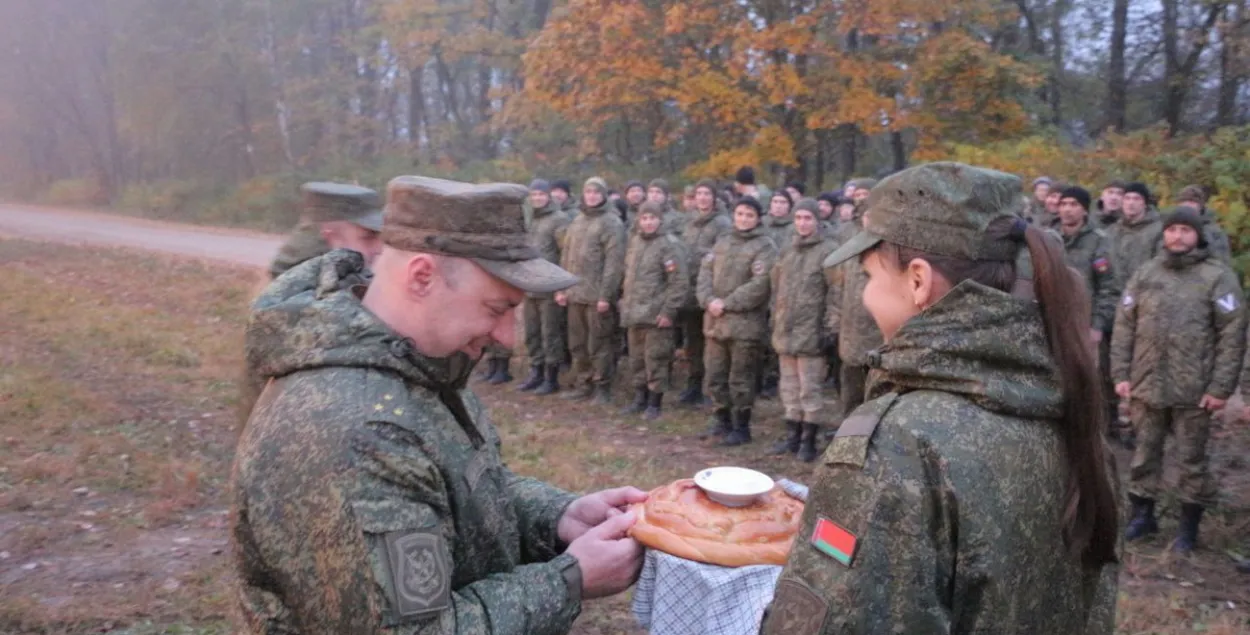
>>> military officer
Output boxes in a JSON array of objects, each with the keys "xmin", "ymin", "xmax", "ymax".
[{"xmin": 268, "ymin": 181, "xmax": 384, "ymax": 279}]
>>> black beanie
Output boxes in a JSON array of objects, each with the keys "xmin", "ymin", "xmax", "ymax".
[
  {"xmin": 735, "ymin": 166, "xmax": 756, "ymax": 186},
  {"xmin": 1060, "ymin": 186, "xmax": 1091, "ymax": 211},
  {"xmin": 734, "ymin": 196, "xmax": 763, "ymax": 217},
  {"xmin": 551, "ymin": 179, "xmax": 572, "ymax": 195},
  {"xmin": 1124, "ymin": 182, "xmax": 1151, "ymax": 202},
  {"xmin": 1162, "ymin": 207, "xmax": 1208, "ymax": 246},
  {"xmin": 817, "ymin": 191, "xmax": 840, "ymax": 206},
  {"xmin": 786, "ymin": 181, "xmax": 806, "ymax": 196},
  {"xmin": 624, "ymin": 180, "xmax": 645, "ymax": 194}
]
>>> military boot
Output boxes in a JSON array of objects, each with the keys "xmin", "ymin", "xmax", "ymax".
[
  {"xmin": 622, "ymin": 387, "xmax": 648, "ymax": 415},
  {"xmin": 1172, "ymin": 503, "xmax": 1204, "ymax": 555},
  {"xmin": 476, "ymin": 359, "xmax": 499, "ymax": 383},
  {"xmin": 677, "ymin": 379, "xmax": 704, "ymax": 408},
  {"xmin": 699, "ymin": 407, "xmax": 732, "ymax": 440},
  {"xmin": 644, "ymin": 392, "xmax": 663, "ymax": 421},
  {"xmin": 770, "ymin": 420, "xmax": 802, "ymax": 455},
  {"xmin": 759, "ymin": 375, "xmax": 779, "ymax": 400},
  {"xmin": 534, "ymin": 364, "xmax": 561, "ymax": 396},
  {"xmin": 798, "ymin": 424, "xmax": 820, "ymax": 463},
  {"xmin": 1124, "ymin": 494, "xmax": 1159, "ymax": 541},
  {"xmin": 562, "ymin": 382, "xmax": 594, "ymax": 401},
  {"xmin": 592, "ymin": 383, "xmax": 613, "ymax": 406},
  {"xmin": 721, "ymin": 408, "xmax": 753, "ymax": 447},
  {"xmin": 487, "ymin": 360, "xmax": 513, "ymax": 385},
  {"xmin": 517, "ymin": 364, "xmax": 544, "ymax": 392}
]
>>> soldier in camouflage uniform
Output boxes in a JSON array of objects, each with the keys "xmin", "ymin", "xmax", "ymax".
[
  {"xmin": 1022, "ymin": 176, "xmax": 1052, "ymax": 225},
  {"xmin": 833, "ymin": 179, "xmax": 875, "ymax": 245},
  {"xmin": 1113, "ymin": 208, "xmax": 1245, "ymax": 555},
  {"xmin": 1175, "ymin": 184, "xmax": 1233, "ymax": 263},
  {"xmin": 643, "ymin": 178, "xmax": 683, "ymax": 236},
  {"xmin": 268, "ymin": 182, "xmax": 384, "ymax": 279},
  {"xmin": 676, "ymin": 179, "xmax": 732, "ymax": 407},
  {"xmin": 619, "ymin": 203, "xmax": 689, "ymax": 420},
  {"xmin": 1095, "ymin": 179, "xmax": 1126, "ymax": 228},
  {"xmin": 697, "ymin": 197, "xmax": 777, "ymax": 445},
  {"xmin": 815, "ymin": 192, "xmax": 840, "ymax": 241},
  {"xmin": 827, "ymin": 185, "xmax": 884, "ymax": 436},
  {"xmin": 1108, "ymin": 182, "xmax": 1163, "ymax": 287},
  {"xmin": 550, "ymin": 179, "xmax": 578, "ymax": 214},
  {"xmin": 555, "ymin": 177, "xmax": 627, "ymax": 404},
  {"xmin": 733, "ymin": 165, "xmax": 772, "ymax": 205},
  {"xmin": 763, "ymin": 162, "xmax": 1120, "ymax": 635},
  {"xmin": 759, "ymin": 190, "xmax": 795, "ymax": 399},
  {"xmin": 231, "ymin": 176, "xmax": 649, "ymax": 635},
  {"xmin": 516, "ymin": 179, "xmax": 571, "ymax": 396},
  {"xmin": 622, "ymin": 180, "xmax": 646, "ymax": 228},
  {"xmin": 769, "ymin": 199, "xmax": 837, "ymax": 462}
]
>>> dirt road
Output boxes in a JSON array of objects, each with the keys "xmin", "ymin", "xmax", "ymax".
[{"xmin": 0, "ymin": 203, "xmax": 282, "ymax": 266}]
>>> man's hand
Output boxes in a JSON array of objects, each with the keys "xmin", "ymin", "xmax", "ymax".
[
  {"xmin": 708, "ymin": 298, "xmax": 726, "ymax": 317},
  {"xmin": 1199, "ymin": 394, "xmax": 1227, "ymax": 412},
  {"xmin": 597, "ymin": 299, "xmax": 611, "ymax": 314},
  {"xmin": 1115, "ymin": 382, "xmax": 1131, "ymax": 400},
  {"xmin": 558, "ymin": 486, "xmax": 649, "ymax": 545},
  {"xmin": 566, "ymin": 510, "xmax": 645, "ymax": 600},
  {"xmin": 555, "ymin": 292, "xmax": 568, "ymax": 307},
  {"xmin": 656, "ymin": 315, "xmax": 673, "ymax": 328}
]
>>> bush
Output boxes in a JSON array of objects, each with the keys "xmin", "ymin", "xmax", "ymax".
[
  {"xmin": 40, "ymin": 178, "xmax": 108, "ymax": 207},
  {"xmin": 117, "ymin": 180, "xmax": 215, "ymax": 220}
]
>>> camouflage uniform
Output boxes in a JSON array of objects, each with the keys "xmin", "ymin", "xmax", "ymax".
[
  {"xmin": 268, "ymin": 226, "xmax": 332, "ymax": 279},
  {"xmin": 620, "ymin": 214, "xmax": 689, "ymax": 396},
  {"xmin": 826, "ymin": 215, "xmax": 884, "ymax": 428},
  {"xmin": 1112, "ymin": 248, "xmax": 1245, "ymax": 506},
  {"xmin": 268, "ymin": 182, "xmax": 384, "ymax": 279},
  {"xmin": 677, "ymin": 200, "xmax": 732, "ymax": 400},
  {"xmin": 1198, "ymin": 207, "xmax": 1232, "ymax": 263},
  {"xmin": 1107, "ymin": 208, "xmax": 1163, "ymax": 288},
  {"xmin": 1062, "ymin": 220, "xmax": 1120, "ymax": 428},
  {"xmin": 560, "ymin": 185, "xmax": 627, "ymax": 394},
  {"xmin": 765, "ymin": 164, "xmax": 1118, "ymax": 635},
  {"xmin": 523, "ymin": 201, "xmax": 572, "ymax": 372},
  {"xmin": 771, "ymin": 232, "xmax": 838, "ymax": 424}
]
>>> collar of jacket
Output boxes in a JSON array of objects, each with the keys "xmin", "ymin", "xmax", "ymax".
[
  {"xmin": 691, "ymin": 208, "xmax": 720, "ymax": 226},
  {"xmin": 1061, "ymin": 220, "xmax": 1093, "ymax": 245},
  {"xmin": 1119, "ymin": 207, "xmax": 1160, "ymax": 229},
  {"xmin": 533, "ymin": 202, "xmax": 560, "ymax": 218},
  {"xmin": 793, "ymin": 231, "xmax": 823, "ymax": 249},
  {"xmin": 581, "ymin": 201, "xmax": 610, "ymax": 217},
  {"xmin": 1163, "ymin": 246, "xmax": 1210, "ymax": 269},
  {"xmin": 733, "ymin": 224, "xmax": 767, "ymax": 240}
]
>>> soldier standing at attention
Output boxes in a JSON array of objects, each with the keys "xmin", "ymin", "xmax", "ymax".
[
  {"xmin": 516, "ymin": 179, "xmax": 572, "ymax": 396},
  {"xmin": 268, "ymin": 182, "xmax": 384, "ymax": 279},
  {"xmin": 697, "ymin": 197, "xmax": 778, "ymax": 445},
  {"xmin": 644, "ymin": 178, "xmax": 683, "ymax": 236},
  {"xmin": 676, "ymin": 179, "xmax": 732, "ymax": 408},
  {"xmin": 769, "ymin": 199, "xmax": 837, "ymax": 462},
  {"xmin": 555, "ymin": 177, "xmax": 627, "ymax": 404},
  {"xmin": 619, "ymin": 202, "xmax": 689, "ymax": 420},
  {"xmin": 1175, "ymin": 185, "xmax": 1233, "ymax": 263},
  {"xmin": 1108, "ymin": 182, "xmax": 1163, "ymax": 286},
  {"xmin": 733, "ymin": 165, "xmax": 771, "ymax": 204},
  {"xmin": 623, "ymin": 180, "xmax": 647, "ymax": 228},
  {"xmin": 551, "ymin": 179, "xmax": 577, "ymax": 214},
  {"xmin": 232, "ymin": 176, "xmax": 648, "ymax": 634},
  {"xmin": 763, "ymin": 163, "xmax": 1120, "ymax": 635},
  {"xmin": 1113, "ymin": 208, "xmax": 1245, "ymax": 554},
  {"xmin": 1096, "ymin": 179, "xmax": 1127, "ymax": 227},
  {"xmin": 760, "ymin": 190, "xmax": 795, "ymax": 399}
]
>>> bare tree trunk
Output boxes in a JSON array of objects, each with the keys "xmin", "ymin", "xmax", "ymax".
[
  {"xmin": 262, "ymin": 0, "xmax": 295, "ymax": 167},
  {"xmin": 1217, "ymin": 1, "xmax": 1247, "ymax": 127},
  {"xmin": 1162, "ymin": 0, "xmax": 1226, "ymax": 135},
  {"xmin": 1107, "ymin": 0, "xmax": 1129, "ymax": 132},
  {"xmin": 408, "ymin": 64, "xmax": 431, "ymax": 159},
  {"xmin": 1048, "ymin": 0, "xmax": 1067, "ymax": 126},
  {"xmin": 890, "ymin": 131, "xmax": 907, "ymax": 172}
]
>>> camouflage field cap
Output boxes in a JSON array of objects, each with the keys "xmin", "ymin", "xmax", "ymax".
[
  {"xmin": 823, "ymin": 162, "xmax": 1024, "ymax": 269},
  {"xmin": 300, "ymin": 182, "xmax": 384, "ymax": 231},
  {"xmin": 382, "ymin": 175, "xmax": 580, "ymax": 294}
]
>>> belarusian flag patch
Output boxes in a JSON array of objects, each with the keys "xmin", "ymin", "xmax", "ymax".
[{"xmin": 811, "ymin": 517, "xmax": 858, "ymax": 567}]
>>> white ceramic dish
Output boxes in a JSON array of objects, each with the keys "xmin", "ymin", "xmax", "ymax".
[{"xmin": 694, "ymin": 466, "xmax": 775, "ymax": 507}]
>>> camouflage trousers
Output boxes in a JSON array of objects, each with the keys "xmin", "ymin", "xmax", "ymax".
[
  {"xmin": 678, "ymin": 310, "xmax": 706, "ymax": 385},
  {"xmin": 523, "ymin": 297, "xmax": 566, "ymax": 367},
  {"xmin": 626, "ymin": 326, "xmax": 676, "ymax": 392},
  {"xmin": 836, "ymin": 364, "xmax": 870, "ymax": 427},
  {"xmin": 778, "ymin": 355, "xmax": 825, "ymax": 422},
  {"xmin": 567, "ymin": 302, "xmax": 617, "ymax": 387},
  {"xmin": 1128, "ymin": 402, "xmax": 1217, "ymax": 505},
  {"xmin": 704, "ymin": 337, "xmax": 761, "ymax": 410},
  {"xmin": 486, "ymin": 343, "xmax": 512, "ymax": 363}
]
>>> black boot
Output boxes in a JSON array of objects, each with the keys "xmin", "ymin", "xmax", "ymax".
[
  {"xmin": 699, "ymin": 408, "xmax": 732, "ymax": 439},
  {"xmin": 677, "ymin": 380, "xmax": 704, "ymax": 408},
  {"xmin": 517, "ymin": 365, "xmax": 544, "ymax": 392},
  {"xmin": 798, "ymin": 424, "xmax": 820, "ymax": 463},
  {"xmin": 488, "ymin": 360, "xmax": 513, "ymax": 385},
  {"xmin": 593, "ymin": 383, "xmax": 613, "ymax": 406},
  {"xmin": 1124, "ymin": 494, "xmax": 1159, "ymax": 542},
  {"xmin": 476, "ymin": 359, "xmax": 498, "ymax": 382},
  {"xmin": 623, "ymin": 387, "xmax": 649, "ymax": 415},
  {"xmin": 770, "ymin": 420, "xmax": 802, "ymax": 455},
  {"xmin": 534, "ymin": 364, "xmax": 561, "ymax": 396},
  {"xmin": 760, "ymin": 375, "xmax": 779, "ymax": 400},
  {"xmin": 1173, "ymin": 503, "xmax": 1204, "ymax": 555},
  {"xmin": 721, "ymin": 408, "xmax": 753, "ymax": 446},
  {"xmin": 645, "ymin": 392, "xmax": 663, "ymax": 420}
]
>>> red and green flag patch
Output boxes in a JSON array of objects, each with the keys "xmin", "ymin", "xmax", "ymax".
[{"xmin": 811, "ymin": 517, "xmax": 858, "ymax": 567}]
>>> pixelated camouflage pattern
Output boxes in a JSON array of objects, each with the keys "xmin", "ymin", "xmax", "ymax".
[
  {"xmin": 771, "ymin": 233, "xmax": 838, "ymax": 357},
  {"xmin": 764, "ymin": 212, "xmax": 795, "ymax": 253},
  {"xmin": 626, "ymin": 326, "xmax": 677, "ymax": 392},
  {"xmin": 696, "ymin": 224, "xmax": 777, "ymax": 342},
  {"xmin": 1111, "ymin": 248, "xmax": 1246, "ymax": 407},
  {"xmin": 764, "ymin": 281, "xmax": 1118, "ymax": 635},
  {"xmin": 621, "ymin": 230, "xmax": 689, "ymax": 327},
  {"xmin": 1107, "ymin": 208, "xmax": 1163, "ymax": 288},
  {"xmin": 679, "ymin": 206, "xmax": 732, "ymax": 311},
  {"xmin": 1197, "ymin": 207, "xmax": 1233, "ymax": 263},
  {"xmin": 268, "ymin": 224, "xmax": 331, "ymax": 279},
  {"xmin": 559, "ymin": 200, "xmax": 627, "ymax": 305},
  {"xmin": 1062, "ymin": 222, "xmax": 1120, "ymax": 332},
  {"xmin": 1128, "ymin": 403, "xmax": 1218, "ymax": 505},
  {"xmin": 231, "ymin": 253, "xmax": 582, "ymax": 634},
  {"xmin": 525, "ymin": 202, "xmax": 572, "ymax": 299},
  {"xmin": 826, "ymin": 260, "xmax": 883, "ymax": 367}
]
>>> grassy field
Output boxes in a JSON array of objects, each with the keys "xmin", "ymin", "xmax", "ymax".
[{"xmin": 1, "ymin": 237, "xmax": 1248, "ymax": 634}]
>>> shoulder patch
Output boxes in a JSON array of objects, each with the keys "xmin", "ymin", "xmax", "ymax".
[
  {"xmin": 822, "ymin": 392, "xmax": 899, "ymax": 468},
  {"xmin": 752, "ymin": 260, "xmax": 767, "ymax": 275},
  {"xmin": 1217, "ymin": 292, "xmax": 1239, "ymax": 314},
  {"xmin": 703, "ymin": 252, "xmax": 715, "ymax": 263},
  {"xmin": 1122, "ymin": 294, "xmax": 1134, "ymax": 307},
  {"xmin": 384, "ymin": 531, "xmax": 451, "ymax": 619},
  {"xmin": 1093, "ymin": 257, "xmax": 1110, "ymax": 273},
  {"xmin": 664, "ymin": 259, "xmax": 678, "ymax": 273},
  {"xmin": 761, "ymin": 578, "xmax": 829, "ymax": 635}
]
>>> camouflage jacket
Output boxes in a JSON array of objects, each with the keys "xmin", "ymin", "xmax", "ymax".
[
  {"xmin": 231, "ymin": 254, "xmax": 582, "ymax": 635},
  {"xmin": 764, "ymin": 213, "xmax": 795, "ymax": 253},
  {"xmin": 269, "ymin": 224, "xmax": 331, "ymax": 279},
  {"xmin": 833, "ymin": 215, "xmax": 862, "ymax": 246},
  {"xmin": 627, "ymin": 204, "xmax": 683, "ymax": 237},
  {"xmin": 818, "ymin": 219, "xmax": 841, "ymax": 243},
  {"xmin": 526, "ymin": 203, "xmax": 572, "ymax": 300},
  {"xmin": 1199, "ymin": 207, "xmax": 1233, "ymax": 263},
  {"xmin": 763, "ymin": 282, "xmax": 1119, "ymax": 635},
  {"xmin": 1061, "ymin": 222, "xmax": 1120, "ymax": 333},
  {"xmin": 827, "ymin": 259, "xmax": 883, "ymax": 367},
  {"xmin": 771, "ymin": 233, "xmax": 838, "ymax": 356},
  {"xmin": 1111, "ymin": 249, "xmax": 1246, "ymax": 407},
  {"xmin": 620, "ymin": 231, "xmax": 689, "ymax": 327},
  {"xmin": 559, "ymin": 201, "xmax": 627, "ymax": 305},
  {"xmin": 1107, "ymin": 209, "xmax": 1163, "ymax": 289},
  {"xmin": 679, "ymin": 207, "xmax": 732, "ymax": 311},
  {"xmin": 1026, "ymin": 200, "xmax": 1059, "ymax": 230},
  {"xmin": 697, "ymin": 225, "xmax": 777, "ymax": 342}
]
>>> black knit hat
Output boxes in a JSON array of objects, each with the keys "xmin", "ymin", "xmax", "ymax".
[
  {"xmin": 734, "ymin": 196, "xmax": 763, "ymax": 217},
  {"xmin": 735, "ymin": 166, "xmax": 756, "ymax": 186},
  {"xmin": 786, "ymin": 181, "xmax": 806, "ymax": 196},
  {"xmin": 817, "ymin": 191, "xmax": 841, "ymax": 206},
  {"xmin": 551, "ymin": 179, "xmax": 572, "ymax": 195},
  {"xmin": 1124, "ymin": 182, "xmax": 1151, "ymax": 202},
  {"xmin": 770, "ymin": 189, "xmax": 793, "ymax": 208},
  {"xmin": 624, "ymin": 180, "xmax": 645, "ymax": 194},
  {"xmin": 1162, "ymin": 207, "xmax": 1208, "ymax": 247},
  {"xmin": 1059, "ymin": 185, "xmax": 1091, "ymax": 211}
]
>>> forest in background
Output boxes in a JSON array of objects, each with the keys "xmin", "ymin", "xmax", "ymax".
[{"xmin": 2, "ymin": 0, "xmax": 1250, "ymax": 246}]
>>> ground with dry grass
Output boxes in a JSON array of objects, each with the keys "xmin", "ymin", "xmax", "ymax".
[{"xmin": 1, "ymin": 237, "xmax": 1248, "ymax": 634}]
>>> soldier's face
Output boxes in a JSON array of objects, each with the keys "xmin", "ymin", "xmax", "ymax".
[
  {"xmin": 1101, "ymin": 187, "xmax": 1124, "ymax": 211},
  {"xmin": 551, "ymin": 189, "xmax": 569, "ymax": 205},
  {"xmin": 794, "ymin": 210, "xmax": 817, "ymax": 237},
  {"xmin": 324, "ymin": 222, "xmax": 382, "ymax": 268},
  {"xmin": 1034, "ymin": 183, "xmax": 1050, "ymax": 201},
  {"xmin": 1058, "ymin": 198, "xmax": 1087, "ymax": 226},
  {"xmin": 838, "ymin": 203, "xmax": 855, "ymax": 222},
  {"xmin": 733, "ymin": 205, "xmax": 760, "ymax": 231},
  {"xmin": 695, "ymin": 187, "xmax": 715, "ymax": 212},
  {"xmin": 647, "ymin": 187, "xmax": 667, "ymax": 204},
  {"xmin": 861, "ymin": 249, "xmax": 925, "ymax": 341},
  {"xmin": 530, "ymin": 190, "xmax": 551, "ymax": 209},
  {"xmin": 627, "ymin": 187, "xmax": 646, "ymax": 205},
  {"xmin": 584, "ymin": 188, "xmax": 605, "ymax": 207},
  {"xmin": 683, "ymin": 193, "xmax": 696, "ymax": 211},
  {"xmin": 817, "ymin": 200, "xmax": 834, "ymax": 218},
  {"xmin": 1121, "ymin": 193, "xmax": 1146, "ymax": 220},
  {"xmin": 1163, "ymin": 224, "xmax": 1199, "ymax": 254},
  {"xmin": 769, "ymin": 196, "xmax": 791, "ymax": 217},
  {"xmin": 638, "ymin": 213, "xmax": 661, "ymax": 235},
  {"xmin": 1045, "ymin": 191, "xmax": 1061, "ymax": 211},
  {"xmin": 434, "ymin": 260, "xmax": 525, "ymax": 358}
]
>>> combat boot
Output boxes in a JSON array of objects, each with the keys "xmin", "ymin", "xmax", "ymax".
[
  {"xmin": 770, "ymin": 420, "xmax": 802, "ymax": 455},
  {"xmin": 798, "ymin": 424, "xmax": 820, "ymax": 463},
  {"xmin": 592, "ymin": 383, "xmax": 613, "ymax": 406},
  {"xmin": 517, "ymin": 365, "xmax": 544, "ymax": 392},
  {"xmin": 1172, "ymin": 503, "xmax": 1204, "ymax": 555},
  {"xmin": 476, "ymin": 359, "xmax": 499, "ymax": 383},
  {"xmin": 699, "ymin": 407, "xmax": 732, "ymax": 439},
  {"xmin": 622, "ymin": 387, "xmax": 648, "ymax": 415},
  {"xmin": 721, "ymin": 408, "xmax": 753, "ymax": 447},
  {"xmin": 644, "ymin": 392, "xmax": 663, "ymax": 421},
  {"xmin": 534, "ymin": 364, "xmax": 561, "ymax": 396},
  {"xmin": 760, "ymin": 375, "xmax": 779, "ymax": 400},
  {"xmin": 677, "ymin": 379, "xmax": 704, "ymax": 408},
  {"xmin": 1124, "ymin": 494, "xmax": 1159, "ymax": 541},
  {"xmin": 487, "ymin": 360, "xmax": 513, "ymax": 385}
]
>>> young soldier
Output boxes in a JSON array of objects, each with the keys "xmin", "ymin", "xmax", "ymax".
[
  {"xmin": 676, "ymin": 179, "xmax": 732, "ymax": 407},
  {"xmin": 1114, "ymin": 208, "xmax": 1245, "ymax": 554},
  {"xmin": 620, "ymin": 202, "xmax": 689, "ymax": 420},
  {"xmin": 1175, "ymin": 185, "xmax": 1233, "ymax": 263},
  {"xmin": 759, "ymin": 190, "xmax": 795, "ymax": 398},
  {"xmin": 551, "ymin": 179, "xmax": 577, "ymax": 213},
  {"xmin": 1108, "ymin": 182, "xmax": 1164, "ymax": 287},
  {"xmin": 623, "ymin": 180, "xmax": 647, "ymax": 228},
  {"xmin": 516, "ymin": 179, "xmax": 572, "ymax": 395},
  {"xmin": 697, "ymin": 197, "xmax": 778, "ymax": 445},
  {"xmin": 769, "ymin": 199, "xmax": 837, "ymax": 462},
  {"xmin": 645, "ymin": 178, "xmax": 683, "ymax": 235},
  {"xmin": 826, "ymin": 190, "xmax": 884, "ymax": 437},
  {"xmin": 1096, "ymin": 179, "xmax": 1127, "ymax": 227}
]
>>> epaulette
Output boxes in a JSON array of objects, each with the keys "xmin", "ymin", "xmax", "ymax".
[{"xmin": 821, "ymin": 393, "xmax": 899, "ymax": 468}]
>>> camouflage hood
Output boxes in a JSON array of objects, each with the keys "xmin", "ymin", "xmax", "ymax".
[
  {"xmin": 246, "ymin": 249, "xmax": 473, "ymax": 391},
  {"xmin": 870, "ymin": 280, "xmax": 1064, "ymax": 420}
]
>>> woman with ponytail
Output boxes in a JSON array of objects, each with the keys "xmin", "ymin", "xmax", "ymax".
[{"xmin": 762, "ymin": 163, "xmax": 1120, "ymax": 635}]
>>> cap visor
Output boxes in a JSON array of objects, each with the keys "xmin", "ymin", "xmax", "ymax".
[
  {"xmin": 473, "ymin": 257, "xmax": 580, "ymax": 294},
  {"xmin": 350, "ymin": 209, "xmax": 385, "ymax": 232},
  {"xmin": 823, "ymin": 230, "xmax": 883, "ymax": 269}
]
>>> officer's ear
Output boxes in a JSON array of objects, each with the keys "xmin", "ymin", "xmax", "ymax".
[
  {"xmin": 404, "ymin": 253, "xmax": 438, "ymax": 298},
  {"xmin": 906, "ymin": 257, "xmax": 946, "ymax": 311}
]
